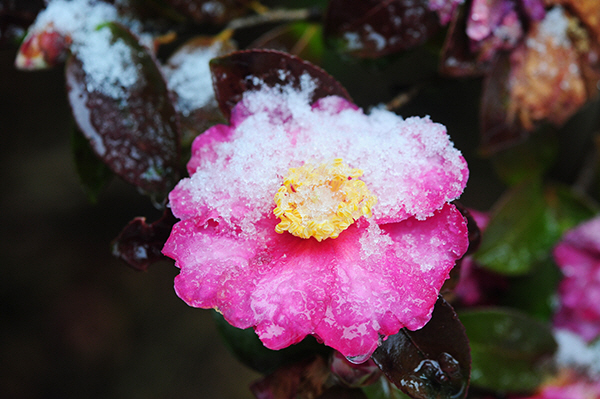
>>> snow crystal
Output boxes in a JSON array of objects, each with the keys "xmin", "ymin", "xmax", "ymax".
[
  {"xmin": 555, "ymin": 329, "xmax": 600, "ymax": 377},
  {"xmin": 30, "ymin": 0, "xmax": 151, "ymax": 98},
  {"xmin": 364, "ymin": 25, "xmax": 386, "ymax": 51},
  {"xmin": 178, "ymin": 77, "xmax": 467, "ymax": 237},
  {"xmin": 77, "ymin": 27, "xmax": 141, "ymax": 99},
  {"xmin": 538, "ymin": 6, "xmax": 570, "ymax": 48},
  {"xmin": 164, "ymin": 41, "xmax": 224, "ymax": 116},
  {"xmin": 32, "ymin": 0, "xmax": 118, "ymax": 37},
  {"xmin": 343, "ymin": 32, "xmax": 363, "ymax": 51}
]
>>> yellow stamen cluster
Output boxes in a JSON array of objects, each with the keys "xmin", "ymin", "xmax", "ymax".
[{"xmin": 273, "ymin": 158, "xmax": 377, "ymax": 241}]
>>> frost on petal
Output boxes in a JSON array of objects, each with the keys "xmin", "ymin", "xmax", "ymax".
[
  {"xmin": 165, "ymin": 205, "xmax": 467, "ymax": 358},
  {"xmin": 168, "ymin": 84, "xmax": 468, "ymax": 238},
  {"xmin": 313, "ymin": 204, "xmax": 469, "ymax": 358},
  {"xmin": 164, "ymin": 81, "xmax": 469, "ymax": 358},
  {"xmin": 553, "ymin": 216, "xmax": 600, "ymax": 343}
]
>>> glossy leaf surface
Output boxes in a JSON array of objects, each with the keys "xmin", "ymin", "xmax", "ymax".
[
  {"xmin": 459, "ymin": 308, "xmax": 557, "ymax": 392},
  {"xmin": 500, "ymin": 258, "xmax": 562, "ymax": 321},
  {"xmin": 324, "ymin": 0, "xmax": 440, "ymax": 58},
  {"xmin": 372, "ymin": 296, "xmax": 470, "ymax": 399},
  {"xmin": 65, "ymin": 23, "xmax": 180, "ymax": 199},
  {"xmin": 111, "ymin": 209, "xmax": 178, "ymax": 271},
  {"xmin": 474, "ymin": 180, "xmax": 598, "ymax": 275},
  {"xmin": 210, "ymin": 49, "xmax": 351, "ymax": 119},
  {"xmin": 474, "ymin": 179, "xmax": 557, "ymax": 275}
]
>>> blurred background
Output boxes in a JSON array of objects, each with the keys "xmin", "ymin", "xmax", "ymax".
[{"xmin": 0, "ymin": 48, "xmax": 261, "ymax": 398}]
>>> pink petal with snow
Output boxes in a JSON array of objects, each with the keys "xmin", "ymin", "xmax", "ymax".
[
  {"xmin": 165, "ymin": 204, "xmax": 467, "ymax": 358},
  {"xmin": 164, "ymin": 83, "xmax": 470, "ymax": 358}
]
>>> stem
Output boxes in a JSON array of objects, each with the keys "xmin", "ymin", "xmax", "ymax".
[
  {"xmin": 385, "ymin": 86, "xmax": 420, "ymax": 112},
  {"xmin": 226, "ymin": 8, "xmax": 315, "ymax": 32}
]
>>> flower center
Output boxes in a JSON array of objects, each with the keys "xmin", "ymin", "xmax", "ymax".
[{"xmin": 273, "ymin": 158, "xmax": 377, "ymax": 241}]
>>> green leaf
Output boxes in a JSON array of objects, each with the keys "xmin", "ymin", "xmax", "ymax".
[
  {"xmin": 474, "ymin": 179, "xmax": 560, "ymax": 275},
  {"xmin": 212, "ymin": 311, "xmax": 330, "ymax": 374},
  {"xmin": 500, "ymin": 259, "xmax": 562, "ymax": 321},
  {"xmin": 545, "ymin": 183, "xmax": 599, "ymax": 235},
  {"xmin": 491, "ymin": 128, "xmax": 558, "ymax": 186},
  {"xmin": 459, "ymin": 308, "xmax": 557, "ymax": 392},
  {"xmin": 71, "ymin": 125, "xmax": 113, "ymax": 203},
  {"xmin": 362, "ymin": 378, "xmax": 411, "ymax": 399}
]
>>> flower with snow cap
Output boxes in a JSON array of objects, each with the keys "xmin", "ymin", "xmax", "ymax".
[{"xmin": 163, "ymin": 76, "xmax": 469, "ymax": 361}]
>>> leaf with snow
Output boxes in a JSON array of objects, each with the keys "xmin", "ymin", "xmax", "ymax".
[
  {"xmin": 209, "ymin": 49, "xmax": 352, "ymax": 120},
  {"xmin": 324, "ymin": 0, "xmax": 440, "ymax": 58},
  {"xmin": 66, "ymin": 23, "xmax": 180, "ymax": 200}
]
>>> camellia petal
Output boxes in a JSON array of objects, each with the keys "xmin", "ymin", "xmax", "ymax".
[
  {"xmin": 164, "ymin": 79, "xmax": 469, "ymax": 359},
  {"xmin": 553, "ymin": 216, "xmax": 600, "ymax": 343}
]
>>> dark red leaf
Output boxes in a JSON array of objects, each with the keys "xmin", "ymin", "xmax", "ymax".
[
  {"xmin": 65, "ymin": 23, "xmax": 180, "ymax": 199},
  {"xmin": 111, "ymin": 208, "xmax": 178, "ymax": 271},
  {"xmin": 323, "ymin": 0, "xmax": 440, "ymax": 58},
  {"xmin": 162, "ymin": 0, "xmax": 251, "ymax": 25},
  {"xmin": 372, "ymin": 296, "xmax": 470, "ymax": 399},
  {"xmin": 209, "ymin": 49, "xmax": 352, "ymax": 120}
]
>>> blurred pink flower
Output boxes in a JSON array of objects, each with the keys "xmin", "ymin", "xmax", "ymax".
[
  {"xmin": 514, "ymin": 370, "xmax": 600, "ymax": 399},
  {"xmin": 163, "ymin": 82, "xmax": 469, "ymax": 360},
  {"xmin": 466, "ymin": 0, "xmax": 545, "ymax": 62},
  {"xmin": 553, "ymin": 216, "xmax": 600, "ymax": 343},
  {"xmin": 428, "ymin": 0, "xmax": 465, "ymax": 25}
]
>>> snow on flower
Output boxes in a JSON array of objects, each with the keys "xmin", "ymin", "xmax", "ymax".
[
  {"xmin": 465, "ymin": 0, "xmax": 545, "ymax": 62},
  {"xmin": 553, "ymin": 216, "xmax": 600, "ymax": 343},
  {"xmin": 162, "ymin": 77, "xmax": 470, "ymax": 360}
]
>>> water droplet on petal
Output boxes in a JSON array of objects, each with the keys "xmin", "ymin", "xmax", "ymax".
[{"xmin": 345, "ymin": 353, "xmax": 371, "ymax": 364}]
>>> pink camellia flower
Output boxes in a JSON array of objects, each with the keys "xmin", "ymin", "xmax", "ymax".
[
  {"xmin": 465, "ymin": 0, "xmax": 545, "ymax": 62},
  {"xmin": 162, "ymin": 79, "xmax": 469, "ymax": 361},
  {"xmin": 513, "ymin": 370, "xmax": 600, "ymax": 399},
  {"xmin": 553, "ymin": 216, "xmax": 600, "ymax": 343}
]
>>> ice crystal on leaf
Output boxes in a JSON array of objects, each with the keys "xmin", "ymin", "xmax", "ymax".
[{"xmin": 162, "ymin": 80, "xmax": 469, "ymax": 360}]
